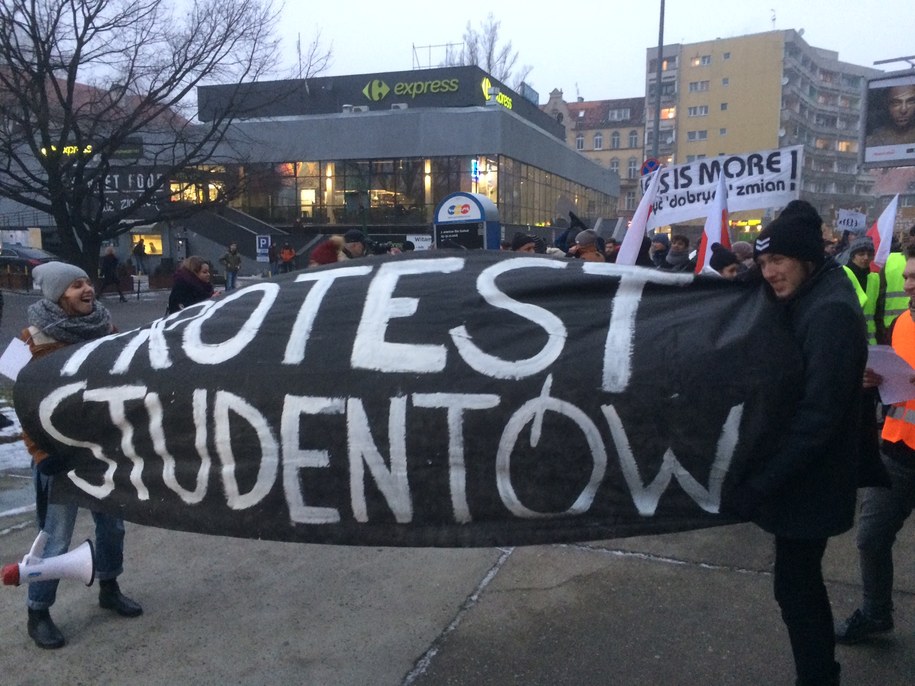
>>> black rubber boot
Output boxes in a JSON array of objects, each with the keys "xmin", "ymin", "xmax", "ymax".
[
  {"xmin": 98, "ymin": 579, "xmax": 143, "ymax": 617},
  {"xmin": 27, "ymin": 609, "xmax": 65, "ymax": 649}
]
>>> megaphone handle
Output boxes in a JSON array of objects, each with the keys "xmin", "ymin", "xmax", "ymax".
[{"xmin": 24, "ymin": 531, "xmax": 49, "ymax": 565}]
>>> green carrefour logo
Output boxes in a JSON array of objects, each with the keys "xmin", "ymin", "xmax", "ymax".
[{"xmin": 363, "ymin": 79, "xmax": 390, "ymax": 101}]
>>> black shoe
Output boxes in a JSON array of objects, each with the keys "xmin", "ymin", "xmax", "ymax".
[
  {"xmin": 835, "ymin": 608, "xmax": 893, "ymax": 644},
  {"xmin": 99, "ymin": 581, "xmax": 143, "ymax": 617},
  {"xmin": 27, "ymin": 609, "xmax": 65, "ymax": 649},
  {"xmin": 119, "ymin": 296, "xmax": 127, "ymax": 302}
]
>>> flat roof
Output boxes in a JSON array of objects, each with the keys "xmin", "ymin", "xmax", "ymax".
[{"xmin": 198, "ymin": 65, "xmax": 566, "ymax": 140}]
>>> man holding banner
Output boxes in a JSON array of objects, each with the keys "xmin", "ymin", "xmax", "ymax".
[{"xmin": 725, "ymin": 200, "xmax": 868, "ymax": 686}]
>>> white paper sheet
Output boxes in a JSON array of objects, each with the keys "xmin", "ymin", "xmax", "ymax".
[{"xmin": 867, "ymin": 344, "xmax": 915, "ymax": 405}]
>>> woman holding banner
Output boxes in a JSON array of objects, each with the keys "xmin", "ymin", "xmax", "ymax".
[
  {"xmin": 20, "ymin": 263, "xmax": 143, "ymax": 649},
  {"xmin": 724, "ymin": 200, "xmax": 871, "ymax": 686},
  {"xmin": 167, "ymin": 256, "xmax": 215, "ymax": 315}
]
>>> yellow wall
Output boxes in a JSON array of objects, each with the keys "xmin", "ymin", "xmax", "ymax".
[{"xmin": 677, "ymin": 32, "xmax": 784, "ymax": 159}]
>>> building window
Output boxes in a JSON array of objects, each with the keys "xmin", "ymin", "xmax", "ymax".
[
  {"xmin": 660, "ymin": 106, "xmax": 676, "ymax": 119},
  {"xmin": 687, "ymin": 105, "xmax": 709, "ymax": 117},
  {"xmin": 625, "ymin": 191, "xmax": 636, "ymax": 211},
  {"xmin": 688, "ymin": 80, "xmax": 710, "ymax": 92},
  {"xmin": 576, "ymin": 133, "xmax": 584, "ymax": 150},
  {"xmin": 722, "ymin": 77, "xmax": 729, "ymax": 87},
  {"xmin": 593, "ymin": 132, "xmax": 603, "ymax": 150},
  {"xmin": 687, "ymin": 130, "xmax": 708, "ymax": 141},
  {"xmin": 723, "ymin": 52, "xmax": 731, "ymax": 60},
  {"xmin": 627, "ymin": 158, "xmax": 638, "ymax": 179},
  {"xmin": 691, "ymin": 55, "xmax": 712, "ymax": 66},
  {"xmin": 610, "ymin": 158, "xmax": 620, "ymax": 174},
  {"xmin": 720, "ymin": 128, "xmax": 727, "ymax": 136},
  {"xmin": 628, "ymin": 130, "xmax": 639, "ymax": 148},
  {"xmin": 837, "ymin": 140, "xmax": 858, "ymax": 153},
  {"xmin": 611, "ymin": 131, "xmax": 620, "ymax": 149},
  {"xmin": 720, "ymin": 102, "xmax": 728, "ymax": 111},
  {"xmin": 609, "ymin": 108, "xmax": 631, "ymax": 121},
  {"xmin": 649, "ymin": 82, "xmax": 677, "ymax": 97}
]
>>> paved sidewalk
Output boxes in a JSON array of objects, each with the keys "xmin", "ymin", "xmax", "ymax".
[{"xmin": 1, "ymin": 504, "xmax": 912, "ymax": 684}]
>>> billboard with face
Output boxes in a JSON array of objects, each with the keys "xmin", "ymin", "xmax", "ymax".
[{"xmin": 864, "ymin": 71, "xmax": 915, "ymax": 168}]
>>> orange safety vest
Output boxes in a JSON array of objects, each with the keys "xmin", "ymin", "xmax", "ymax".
[{"xmin": 882, "ymin": 311, "xmax": 915, "ymax": 450}]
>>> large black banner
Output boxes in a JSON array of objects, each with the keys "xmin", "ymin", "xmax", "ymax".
[{"xmin": 14, "ymin": 253, "xmax": 801, "ymax": 547}]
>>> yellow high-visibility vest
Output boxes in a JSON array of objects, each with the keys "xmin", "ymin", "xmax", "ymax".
[
  {"xmin": 883, "ymin": 252, "xmax": 908, "ymax": 329},
  {"xmin": 843, "ymin": 266, "xmax": 879, "ymax": 345}
]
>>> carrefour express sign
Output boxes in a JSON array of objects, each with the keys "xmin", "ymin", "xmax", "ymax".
[{"xmin": 362, "ymin": 77, "xmax": 460, "ymax": 102}]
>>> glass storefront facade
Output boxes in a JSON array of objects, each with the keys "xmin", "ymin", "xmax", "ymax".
[{"xmin": 181, "ymin": 155, "xmax": 615, "ymax": 232}]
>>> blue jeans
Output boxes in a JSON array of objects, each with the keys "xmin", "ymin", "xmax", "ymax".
[
  {"xmin": 27, "ymin": 471, "xmax": 125, "ymax": 611},
  {"xmin": 225, "ymin": 270, "xmax": 238, "ymax": 291},
  {"xmin": 856, "ymin": 453, "xmax": 915, "ymax": 619}
]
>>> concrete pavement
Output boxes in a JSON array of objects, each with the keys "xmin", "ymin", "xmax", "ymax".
[
  {"xmin": 0, "ymin": 285, "xmax": 913, "ymax": 684},
  {"xmin": 0, "ymin": 516, "xmax": 912, "ymax": 684}
]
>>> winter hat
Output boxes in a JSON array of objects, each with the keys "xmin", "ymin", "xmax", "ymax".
[
  {"xmin": 343, "ymin": 229, "xmax": 367, "ymax": 245},
  {"xmin": 848, "ymin": 236, "xmax": 875, "ymax": 257},
  {"xmin": 754, "ymin": 200, "xmax": 824, "ymax": 265},
  {"xmin": 511, "ymin": 233, "xmax": 537, "ymax": 251},
  {"xmin": 709, "ymin": 243, "xmax": 739, "ymax": 272},
  {"xmin": 650, "ymin": 233, "xmax": 670, "ymax": 248},
  {"xmin": 575, "ymin": 229, "xmax": 599, "ymax": 247},
  {"xmin": 32, "ymin": 262, "xmax": 89, "ymax": 303},
  {"xmin": 731, "ymin": 241, "xmax": 754, "ymax": 261}
]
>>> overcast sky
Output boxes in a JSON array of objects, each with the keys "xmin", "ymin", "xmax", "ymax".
[{"xmin": 275, "ymin": 0, "xmax": 912, "ymax": 102}]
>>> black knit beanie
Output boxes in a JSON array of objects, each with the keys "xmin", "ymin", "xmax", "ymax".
[
  {"xmin": 511, "ymin": 232, "xmax": 536, "ymax": 251},
  {"xmin": 709, "ymin": 243, "xmax": 739, "ymax": 271},
  {"xmin": 754, "ymin": 200, "xmax": 825, "ymax": 265}
]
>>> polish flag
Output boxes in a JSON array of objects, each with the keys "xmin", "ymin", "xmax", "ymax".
[
  {"xmin": 616, "ymin": 169, "xmax": 662, "ymax": 266},
  {"xmin": 695, "ymin": 173, "xmax": 731, "ymax": 274},
  {"xmin": 866, "ymin": 194, "xmax": 899, "ymax": 271}
]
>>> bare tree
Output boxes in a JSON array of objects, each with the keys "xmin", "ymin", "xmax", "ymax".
[
  {"xmin": 0, "ymin": 0, "xmax": 327, "ymax": 276},
  {"xmin": 293, "ymin": 28, "xmax": 333, "ymax": 79},
  {"xmin": 445, "ymin": 13, "xmax": 532, "ymax": 91}
]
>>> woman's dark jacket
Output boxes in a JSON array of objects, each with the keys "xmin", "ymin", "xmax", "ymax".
[
  {"xmin": 743, "ymin": 260, "xmax": 870, "ymax": 539},
  {"xmin": 167, "ymin": 268, "xmax": 214, "ymax": 314}
]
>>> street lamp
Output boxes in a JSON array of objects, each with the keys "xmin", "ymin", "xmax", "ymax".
[{"xmin": 652, "ymin": 0, "xmax": 666, "ymax": 161}]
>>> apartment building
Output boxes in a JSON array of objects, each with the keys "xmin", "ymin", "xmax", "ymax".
[
  {"xmin": 645, "ymin": 29, "xmax": 882, "ymax": 226},
  {"xmin": 543, "ymin": 92, "xmax": 645, "ymax": 223}
]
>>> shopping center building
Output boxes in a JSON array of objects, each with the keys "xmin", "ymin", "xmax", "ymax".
[{"xmin": 186, "ymin": 65, "xmax": 618, "ymax": 241}]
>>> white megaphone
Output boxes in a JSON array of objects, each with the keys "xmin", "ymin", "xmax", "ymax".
[{"xmin": 2, "ymin": 531, "xmax": 95, "ymax": 587}]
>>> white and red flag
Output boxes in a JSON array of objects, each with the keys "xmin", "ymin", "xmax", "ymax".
[
  {"xmin": 866, "ymin": 194, "xmax": 899, "ymax": 271},
  {"xmin": 695, "ymin": 173, "xmax": 731, "ymax": 274},
  {"xmin": 616, "ymin": 169, "xmax": 662, "ymax": 266}
]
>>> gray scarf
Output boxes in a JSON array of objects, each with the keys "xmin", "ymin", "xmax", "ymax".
[{"xmin": 27, "ymin": 299, "xmax": 113, "ymax": 344}]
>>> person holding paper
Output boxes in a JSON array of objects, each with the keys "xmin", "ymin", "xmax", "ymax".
[
  {"xmin": 836, "ymin": 243, "xmax": 915, "ymax": 645},
  {"xmin": 19, "ymin": 263, "xmax": 142, "ymax": 649}
]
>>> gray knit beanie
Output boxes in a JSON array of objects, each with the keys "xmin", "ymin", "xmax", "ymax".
[{"xmin": 33, "ymin": 262, "xmax": 90, "ymax": 303}]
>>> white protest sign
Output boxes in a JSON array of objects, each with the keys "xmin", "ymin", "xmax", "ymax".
[
  {"xmin": 641, "ymin": 146, "xmax": 803, "ymax": 230},
  {"xmin": 837, "ymin": 209, "xmax": 867, "ymax": 233},
  {"xmin": 0, "ymin": 338, "xmax": 31, "ymax": 380}
]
